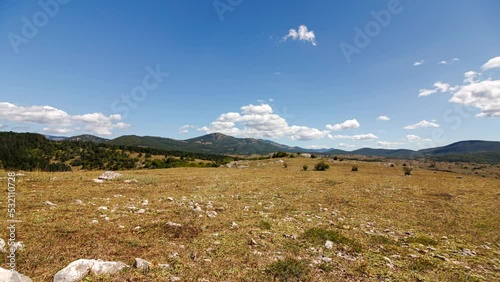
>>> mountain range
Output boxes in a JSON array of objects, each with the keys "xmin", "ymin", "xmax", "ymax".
[{"xmin": 45, "ymin": 133, "xmax": 500, "ymax": 163}]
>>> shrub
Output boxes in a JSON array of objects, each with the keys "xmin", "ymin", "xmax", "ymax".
[
  {"xmin": 265, "ymin": 258, "xmax": 310, "ymax": 282},
  {"xmin": 272, "ymin": 151, "xmax": 289, "ymax": 158},
  {"xmin": 302, "ymin": 164, "xmax": 308, "ymax": 171},
  {"xmin": 351, "ymin": 165, "xmax": 358, "ymax": 172},
  {"xmin": 403, "ymin": 166, "xmax": 413, "ymax": 176},
  {"xmin": 283, "ymin": 163, "xmax": 288, "ymax": 168},
  {"xmin": 314, "ymin": 161, "xmax": 330, "ymax": 171},
  {"xmin": 259, "ymin": 220, "xmax": 272, "ymax": 230}
]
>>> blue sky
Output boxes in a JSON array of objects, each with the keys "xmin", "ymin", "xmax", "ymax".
[{"xmin": 1, "ymin": 0, "xmax": 499, "ymax": 150}]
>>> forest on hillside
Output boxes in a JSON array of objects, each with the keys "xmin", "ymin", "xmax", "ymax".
[{"xmin": 0, "ymin": 132, "xmax": 235, "ymax": 171}]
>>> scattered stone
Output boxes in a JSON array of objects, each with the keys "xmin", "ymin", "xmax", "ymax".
[
  {"xmin": 169, "ymin": 276, "xmax": 181, "ymax": 282},
  {"xmin": 91, "ymin": 220, "xmax": 99, "ymax": 224},
  {"xmin": 141, "ymin": 200, "xmax": 149, "ymax": 206},
  {"xmin": 92, "ymin": 179, "xmax": 104, "ymax": 183},
  {"xmin": 341, "ymin": 225, "xmax": 350, "ymax": 230},
  {"xmin": 97, "ymin": 206, "xmax": 108, "ymax": 211},
  {"xmin": 53, "ymin": 259, "xmax": 128, "ymax": 282},
  {"xmin": 75, "ymin": 199, "xmax": 84, "ymax": 205},
  {"xmin": 325, "ymin": 240, "xmax": 334, "ymax": 249},
  {"xmin": 45, "ymin": 201, "xmax": 57, "ymax": 206},
  {"xmin": 283, "ymin": 234, "xmax": 296, "ymax": 240},
  {"xmin": 206, "ymin": 211, "xmax": 218, "ymax": 218},
  {"xmin": 98, "ymin": 171, "xmax": 123, "ymax": 180},
  {"xmin": 230, "ymin": 222, "xmax": 238, "ymax": 229},
  {"xmin": 321, "ymin": 256, "xmax": 332, "ymax": 262},
  {"xmin": 134, "ymin": 258, "xmax": 151, "ymax": 272},
  {"xmin": 135, "ymin": 209, "xmax": 146, "ymax": 214},
  {"xmin": 166, "ymin": 222, "xmax": 182, "ymax": 227},
  {"xmin": 460, "ymin": 248, "xmax": 477, "ymax": 256},
  {"xmin": 0, "ymin": 267, "xmax": 32, "ymax": 282},
  {"xmin": 249, "ymin": 238, "xmax": 258, "ymax": 246},
  {"xmin": 134, "ymin": 226, "xmax": 141, "ymax": 230},
  {"xmin": 167, "ymin": 197, "xmax": 174, "ymax": 201},
  {"xmin": 440, "ymin": 236, "xmax": 448, "ymax": 240},
  {"xmin": 158, "ymin": 264, "xmax": 170, "ymax": 269},
  {"xmin": 408, "ymin": 254, "xmax": 418, "ymax": 258},
  {"xmin": 124, "ymin": 179, "xmax": 138, "ymax": 184},
  {"xmin": 383, "ymin": 256, "xmax": 394, "ymax": 269}
]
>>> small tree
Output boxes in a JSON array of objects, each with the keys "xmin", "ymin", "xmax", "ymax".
[
  {"xmin": 351, "ymin": 165, "xmax": 358, "ymax": 172},
  {"xmin": 314, "ymin": 161, "xmax": 330, "ymax": 171},
  {"xmin": 303, "ymin": 164, "xmax": 308, "ymax": 171}
]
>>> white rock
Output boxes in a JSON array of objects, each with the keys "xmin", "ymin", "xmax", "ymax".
[
  {"xmin": 321, "ymin": 256, "xmax": 332, "ymax": 262},
  {"xmin": 45, "ymin": 201, "xmax": 57, "ymax": 206},
  {"xmin": 11, "ymin": 242, "xmax": 24, "ymax": 252},
  {"xmin": 92, "ymin": 179, "xmax": 104, "ymax": 183},
  {"xmin": 206, "ymin": 211, "xmax": 218, "ymax": 218},
  {"xmin": 134, "ymin": 258, "xmax": 151, "ymax": 272},
  {"xmin": 0, "ymin": 267, "xmax": 32, "ymax": 282},
  {"xmin": 169, "ymin": 276, "xmax": 181, "ymax": 282},
  {"xmin": 91, "ymin": 220, "xmax": 99, "ymax": 224},
  {"xmin": 167, "ymin": 197, "xmax": 174, "ymax": 201},
  {"xmin": 136, "ymin": 209, "xmax": 146, "ymax": 214},
  {"xmin": 141, "ymin": 200, "xmax": 149, "ymax": 206},
  {"xmin": 75, "ymin": 199, "xmax": 84, "ymax": 205},
  {"xmin": 325, "ymin": 240, "xmax": 334, "ymax": 249},
  {"xmin": 98, "ymin": 171, "xmax": 123, "ymax": 180},
  {"xmin": 134, "ymin": 226, "xmax": 141, "ymax": 230},
  {"xmin": 53, "ymin": 259, "xmax": 128, "ymax": 282},
  {"xmin": 230, "ymin": 222, "xmax": 238, "ymax": 229},
  {"xmin": 97, "ymin": 206, "xmax": 108, "ymax": 211},
  {"xmin": 0, "ymin": 238, "xmax": 5, "ymax": 252},
  {"xmin": 166, "ymin": 222, "xmax": 182, "ymax": 227}
]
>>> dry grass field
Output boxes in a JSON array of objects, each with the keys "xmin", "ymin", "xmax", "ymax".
[{"xmin": 1, "ymin": 157, "xmax": 499, "ymax": 281}]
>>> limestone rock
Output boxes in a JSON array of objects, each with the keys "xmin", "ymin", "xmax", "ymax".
[
  {"xmin": 53, "ymin": 259, "xmax": 128, "ymax": 282},
  {"xmin": 0, "ymin": 267, "xmax": 32, "ymax": 282},
  {"xmin": 98, "ymin": 171, "xmax": 123, "ymax": 180}
]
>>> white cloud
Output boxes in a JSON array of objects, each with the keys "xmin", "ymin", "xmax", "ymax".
[
  {"xmin": 0, "ymin": 124, "xmax": 6, "ymax": 129},
  {"xmin": 376, "ymin": 115, "xmax": 390, "ymax": 121},
  {"xmin": 439, "ymin": 60, "xmax": 447, "ymax": 65},
  {"xmin": 376, "ymin": 141, "xmax": 403, "ymax": 147},
  {"xmin": 481, "ymin": 56, "xmax": 500, "ymax": 71},
  {"xmin": 449, "ymin": 80, "xmax": 500, "ymax": 117},
  {"xmin": 452, "ymin": 57, "xmax": 460, "ymax": 61},
  {"xmin": 418, "ymin": 81, "xmax": 453, "ymax": 97},
  {"xmin": 325, "ymin": 119, "xmax": 360, "ymax": 131},
  {"xmin": 178, "ymin": 125, "xmax": 195, "ymax": 134},
  {"xmin": 200, "ymin": 103, "xmax": 328, "ymax": 140},
  {"xmin": 337, "ymin": 143, "xmax": 355, "ymax": 148},
  {"xmin": 404, "ymin": 134, "xmax": 431, "ymax": 142},
  {"xmin": 0, "ymin": 102, "xmax": 130, "ymax": 136},
  {"xmin": 404, "ymin": 120, "xmax": 440, "ymax": 129},
  {"xmin": 306, "ymin": 145, "xmax": 331, "ymax": 150},
  {"xmin": 328, "ymin": 133, "xmax": 378, "ymax": 141},
  {"xmin": 282, "ymin": 25, "xmax": 317, "ymax": 46},
  {"xmin": 413, "ymin": 60, "xmax": 424, "ymax": 66},
  {"xmin": 43, "ymin": 127, "xmax": 74, "ymax": 134},
  {"xmin": 464, "ymin": 71, "xmax": 480, "ymax": 84}
]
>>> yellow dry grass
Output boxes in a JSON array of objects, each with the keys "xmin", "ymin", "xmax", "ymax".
[{"xmin": 1, "ymin": 157, "xmax": 499, "ymax": 281}]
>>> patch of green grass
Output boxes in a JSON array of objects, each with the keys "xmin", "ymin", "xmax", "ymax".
[
  {"xmin": 318, "ymin": 263, "xmax": 333, "ymax": 273},
  {"xmin": 265, "ymin": 258, "xmax": 310, "ymax": 282},
  {"xmin": 408, "ymin": 257, "xmax": 439, "ymax": 272},
  {"xmin": 407, "ymin": 235, "xmax": 438, "ymax": 246},
  {"xmin": 258, "ymin": 220, "xmax": 272, "ymax": 230},
  {"xmin": 302, "ymin": 228, "xmax": 362, "ymax": 252},
  {"xmin": 369, "ymin": 234, "xmax": 397, "ymax": 245}
]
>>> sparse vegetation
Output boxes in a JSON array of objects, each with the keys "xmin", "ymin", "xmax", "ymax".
[
  {"xmin": 265, "ymin": 258, "xmax": 310, "ymax": 282},
  {"xmin": 403, "ymin": 166, "xmax": 413, "ymax": 176},
  {"xmin": 302, "ymin": 164, "xmax": 308, "ymax": 171},
  {"xmin": 314, "ymin": 161, "xmax": 330, "ymax": 171},
  {"xmin": 351, "ymin": 165, "xmax": 358, "ymax": 171}
]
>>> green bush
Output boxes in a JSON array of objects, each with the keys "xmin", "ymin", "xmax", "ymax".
[
  {"xmin": 265, "ymin": 258, "xmax": 310, "ymax": 282},
  {"xmin": 314, "ymin": 161, "xmax": 330, "ymax": 171},
  {"xmin": 302, "ymin": 164, "xmax": 308, "ymax": 171},
  {"xmin": 351, "ymin": 165, "xmax": 358, "ymax": 171}
]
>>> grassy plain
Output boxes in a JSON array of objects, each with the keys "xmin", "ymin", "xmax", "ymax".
[{"xmin": 1, "ymin": 157, "xmax": 499, "ymax": 281}]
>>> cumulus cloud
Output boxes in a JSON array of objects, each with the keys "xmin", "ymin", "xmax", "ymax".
[
  {"xmin": 464, "ymin": 71, "xmax": 481, "ymax": 84},
  {"xmin": 376, "ymin": 141, "xmax": 403, "ymax": 147},
  {"xmin": 377, "ymin": 115, "xmax": 390, "ymax": 121},
  {"xmin": 0, "ymin": 102, "xmax": 129, "ymax": 136},
  {"xmin": 337, "ymin": 143, "xmax": 355, "ymax": 148},
  {"xmin": 326, "ymin": 119, "xmax": 360, "ymax": 131},
  {"xmin": 449, "ymin": 80, "xmax": 500, "ymax": 117},
  {"xmin": 413, "ymin": 60, "xmax": 424, "ymax": 66},
  {"xmin": 439, "ymin": 60, "xmax": 447, "ymax": 65},
  {"xmin": 418, "ymin": 81, "xmax": 454, "ymax": 97},
  {"xmin": 404, "ymin": 134, "xmax": 431, "ymax": 142},
  {"xmin": 404, "ymin": 120, "xmax": 440, "ymax": 129},
  {"xmin": 328, "ymin": 133, "xmax": 378, "ymax": 141},
  {"xmin": 43, "ymin": 127, "xmax": 74, "ymax": 134},
  {"xmin": 481, "ymin": 56, "xmax": 500, "ymax": 71},
  {"xmin": 178, "ymin": 125, "xmax": 196, "ymax": 134},
  {"xmin": 282, "ymin": 25, "xmax": 317, "ymax": 46},
  {"xmin": 200, "ymin": 103, "xmax": 328, "ymax": 140}
]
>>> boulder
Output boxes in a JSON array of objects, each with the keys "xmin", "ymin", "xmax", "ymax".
[
  {"xmin": 53, "ymin": 259, "xmax": 128, "ymax": 282},
  {"xmin": 133, "ymin": 258, "xmax": 151, "ymax": 272},
  {"xmin": 0, "ymin": 267, "xmax": 32, "ymax": 282},
  {"xmin": 97, "ymin": 171, "xmax": 123, "ymax": 180}
]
